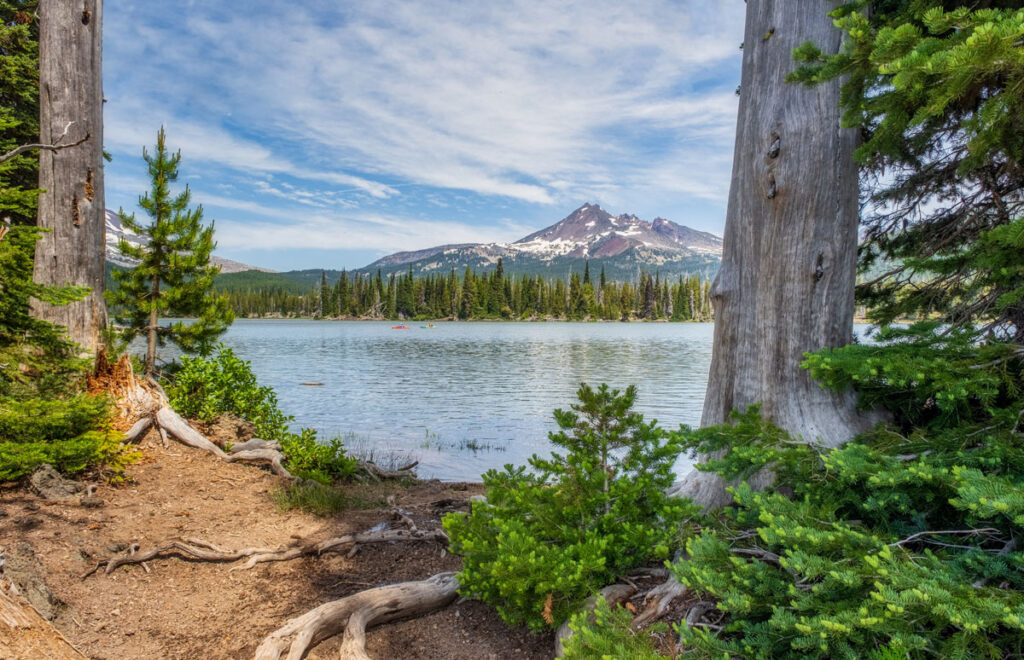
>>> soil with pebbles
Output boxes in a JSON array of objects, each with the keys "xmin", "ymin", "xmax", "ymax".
[{"xmin": 0, "ymin": 430, "xmax": 553, "ymax": 659}]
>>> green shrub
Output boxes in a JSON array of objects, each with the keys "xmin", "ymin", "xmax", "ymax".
[
  {"xmin": 166, "ymin": 346, "xmax": 355, "ymax": 483},
  {"xmin": 167, "ymin": 345, "xmax": 291, "ymax": 440},
  {"xmin": 444, "ymin": 383, "xmax": 693, "ymax": 631},
  {"xmin": 670, "ymin": 325, "xmax": 1024, "ymax": 658},
  {"xmin": 271, "ymin": 480, "xmax": 348, "ymax": 515},
  {"xmin": 562, "ymin": 597, "xmax": 667, "ymax": 659},
  {"xmin": 0, "ymin": 394, "xmax": 137, "ymax": 481},
  {"xmin": 278, "ymin": 429, "xmax": 356, "ymax": 484}
]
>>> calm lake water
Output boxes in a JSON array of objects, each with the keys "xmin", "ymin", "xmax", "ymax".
[{"xmin": 198, "ymin": 320, "xmax": 715, "ymax": 481}]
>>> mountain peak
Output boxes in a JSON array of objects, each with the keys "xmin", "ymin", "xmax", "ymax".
[{"xmin": 361, "ymin": 205, "xmax": 721, "ymax": 281}]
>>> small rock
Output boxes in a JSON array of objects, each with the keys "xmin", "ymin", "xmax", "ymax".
[
  {"xmin": 23, "ymin": 502, "xmax": 40, "ymax": 512},
  {"xmin": 15, "ymin": 515, "xmax": 43, "ymax": 530},
  {"xmin": 80, "ymin": 496, "xmax": 105, "ymax": 508},
  {"xmin": 0, "ymin": 508, "xmax": 7, "ymax": 518},
  {"xmin": 29, "ymin": 464, "xmax": 85, "ymax": 500}
]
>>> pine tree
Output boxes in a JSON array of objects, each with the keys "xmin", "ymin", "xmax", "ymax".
[
  {"xmin": 0, "ymin": 1, "xmax": 39, "ymax": 226},
  {"xmin": 106, "ymin": 128, "xmax": 233, "ymax": 376},
  {"xmin": 791, "ymin": 2, "xmax": 1024, "ymax": 341}
]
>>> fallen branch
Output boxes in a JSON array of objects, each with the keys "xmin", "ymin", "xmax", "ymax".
[
  {"xmin": 253, "ymin": 571, "xmax": 459, "ymax": 660},
  {"xmin": 731, "ymin": 547, "xmax": 783, "ymax": 566},
  {"xmin": 85, "ymin": 528, "xmax": 449, "ymax": 577}
]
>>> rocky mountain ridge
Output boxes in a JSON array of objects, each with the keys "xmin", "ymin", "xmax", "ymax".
[{"xmin": 360, "ymin": 203, "xmax": 722, "ymax": 280}]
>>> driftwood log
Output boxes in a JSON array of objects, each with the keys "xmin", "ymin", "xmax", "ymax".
[{"xmin": 253, "ymin": 572, "xmax": 459, "ymax": 660}]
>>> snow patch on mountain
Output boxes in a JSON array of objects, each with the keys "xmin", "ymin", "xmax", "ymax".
[{"xmin": 104, "ymin": 209, "xmax": 274, "ymax": 274}]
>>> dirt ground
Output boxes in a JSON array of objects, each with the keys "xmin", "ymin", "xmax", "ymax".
[{"xmin": 0, "ymin": 431, "xmax": 554, "ymax": 659}]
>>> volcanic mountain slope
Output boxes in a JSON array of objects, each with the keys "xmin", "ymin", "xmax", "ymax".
[
  {"xmin": 104, "ymin": 209, "xmax": 274, "ymax": 274},
  {"xmin": 359, "ymin": 203, "xmax": 722, "ymax": 281}
]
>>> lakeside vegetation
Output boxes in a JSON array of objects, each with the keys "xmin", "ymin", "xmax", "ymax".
[
  {"xmin": 219, "ymin": 259, "xmax": 713, "ymax": 321},
  {"xmin": 3, "ymin": 0, "xmax": 1024, "ymax": 658}
]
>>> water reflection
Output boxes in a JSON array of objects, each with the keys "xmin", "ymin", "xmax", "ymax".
[{"xmin": 203, "ymin": 320, "xmax": 715, "ymax": 480}]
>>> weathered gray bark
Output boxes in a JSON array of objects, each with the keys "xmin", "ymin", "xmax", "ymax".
[
  {"xmin": 679, "ymin": 0, "xmax": 877, "ymax": 509},
  {"xmin": 253, "ymin": 572, "xmax": 459, "ymax": 660},
  {"xmin": 32, "ymin": 0, "xmax": 106, "ymax": 353}
]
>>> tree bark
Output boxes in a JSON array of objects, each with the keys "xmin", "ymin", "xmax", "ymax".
[
  {"xmin": 683, "ymin": 0, "xmax": 878, "ymax": 509},
  {"xmin": 32, "ymin": 0, "xmax": 106, "ymax": 353}
]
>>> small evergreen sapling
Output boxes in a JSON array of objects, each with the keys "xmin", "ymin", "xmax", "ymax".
[
  {"xmin": 444, "ymin": 383, "xmax": 693, "ymax": 631},
  {"xmin": 106, "ymin": 127, "xmax": 233, "ymax": 376}
]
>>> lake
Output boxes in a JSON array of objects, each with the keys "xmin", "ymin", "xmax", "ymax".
[{"xmin": 200, "ymin": 320, "xmax": 715, "ymax": 481}]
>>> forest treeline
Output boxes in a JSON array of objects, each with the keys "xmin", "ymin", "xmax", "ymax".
[{"xmin": 221, "ymin": 258, "xmax": 713, "ymax": 321}]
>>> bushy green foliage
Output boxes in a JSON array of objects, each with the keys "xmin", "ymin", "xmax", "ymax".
[
  {"xmin": 670, "ymin": 325, "xmax": 1024, "ymax": 658},
  {"xmin": 562, "ymin": 596, "xmax": 667, "ymax": 660},
  {"xmin": 0, "ymin": 225, "xmax": 89, "ymax": 397},
  {"xmin": 0, "ymin": 394, "xmax": 135, "ymax": 481},
  {"xmin": 0, "ymin": 1, "xmax": 39, "ymax": 225},
  {"xmin": 168, "ymin": 345, "xmax": 291, "ymax": 440},
  {"xmin": 106, "ymin": 127, "xmax": 233, "ymax": 375},
  {"xmin": 444, "ymin": 384, "xmax": 693, "ymax": 631},
  {"xmin": 277, "ymin": 429, "xmax": 356, "ymax": 485},
  {"xmin": 167, "ymin": 346, "xmax": 354, "ymax": 483}
]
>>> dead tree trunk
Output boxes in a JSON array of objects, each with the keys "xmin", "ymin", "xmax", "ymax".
[
  {"xmin": 31, "ymin": 0, "xmax": 106, "ymax": 353},
  {"xmin": 680, "ymin": 0, "xmax": 878, "ymax": 509}
]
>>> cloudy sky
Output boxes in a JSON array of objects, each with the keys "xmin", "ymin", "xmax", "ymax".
[{"xmin": 102, "ymin": 1, "xmax": 746, "ymax": 271}]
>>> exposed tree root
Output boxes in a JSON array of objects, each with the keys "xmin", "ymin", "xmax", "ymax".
[
  {"xmin": 84, "ymin": 528, "xmax": 449, "ymax": 578},
  {"xmin": 229, "ymin": 438, "xmax": 281, "ymax": 453},
  {"xmin": 89, "ymin": 350, "xmax": 300, "ymax": 477},
  {"xmin": 223, "ymin": 448, "xmax": 292, "ymax": 478},
  {"xmin": 630, "ymin": 576, "xmax": 689, "ymax": 629},
  {"xmin": 253, "ymin": 571, "xmax": 459, "ymax": 660},
  {"xmin": 121, "ymin": 417, "xmax": 152, "ymax": 444},
  {"xmin": 155, "ymin": 406, "xmax": 229, "ymax": 458}
]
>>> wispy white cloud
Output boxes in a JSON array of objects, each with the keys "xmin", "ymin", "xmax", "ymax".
[
  {"xmin": 104, "ymin": 108, "xmax": 399, "ymax": 199},
  {"xmin": 104, "ymin": 0, "xmax": 743, "ymax": 209},
  {"xmin": 214, "ymin": 211, "xmax": 534, "ymax": 253}
]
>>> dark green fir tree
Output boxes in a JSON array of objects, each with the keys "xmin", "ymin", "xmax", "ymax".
[{"xmin": 106, "ymin": 127, "xmax": 233, "ymax": 376}]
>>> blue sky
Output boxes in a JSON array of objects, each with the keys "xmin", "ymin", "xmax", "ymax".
[{"xmin": 102, "ymin": 1, "xmax": 746, "ymax": 272}]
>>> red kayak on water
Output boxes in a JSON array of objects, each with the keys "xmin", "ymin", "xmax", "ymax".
[{"xmin": 392, "ymin": 325, "xmax": 410, "ymax": 329}]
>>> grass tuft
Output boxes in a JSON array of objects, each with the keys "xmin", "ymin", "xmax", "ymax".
[{"xmin": 271, "ymin": 480, "xmax": 348, "ymax": 516}]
